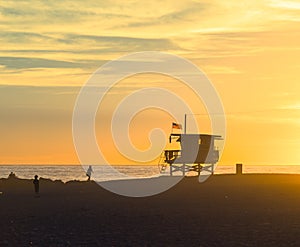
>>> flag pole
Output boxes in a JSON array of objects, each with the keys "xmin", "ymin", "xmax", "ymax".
[{"xmin": 184, "ymin": 114, "xmax": 187, "ymax": 134}]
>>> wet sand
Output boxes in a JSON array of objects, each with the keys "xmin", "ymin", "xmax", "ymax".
[{"xmin": 0, "ymin": 174, "xmax": 300, "ymax": 246}]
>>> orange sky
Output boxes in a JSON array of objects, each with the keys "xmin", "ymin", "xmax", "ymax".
[{"xmin": 0, "ymin": 1, "xmax": 299, "ymax": 165}]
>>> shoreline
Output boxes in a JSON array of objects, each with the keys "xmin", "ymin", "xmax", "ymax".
[{"xmin": 1, "ymin": 164, "xmax": 300, "ymax": 184}]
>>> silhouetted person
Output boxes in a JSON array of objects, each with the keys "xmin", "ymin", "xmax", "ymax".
[
  {"xmin": 33, "ymin": 175, "xmax": 39, "ymax": 196},
  {"xmin": 8, "ymin": 172, "xmax": 16, "ymax": 179},
  {"xmin": 86, "ymin": 166, "xmax": 93, "ymax": 181}
]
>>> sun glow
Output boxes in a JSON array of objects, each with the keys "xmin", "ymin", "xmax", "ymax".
[{"xmin": 0, "ymin": 1, "xmax": 299, "ymax": 165}]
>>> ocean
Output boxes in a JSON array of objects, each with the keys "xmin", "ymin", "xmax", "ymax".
[{"xmin": 1, "ymin": 165, "xmax": 300, "ymax": 182}]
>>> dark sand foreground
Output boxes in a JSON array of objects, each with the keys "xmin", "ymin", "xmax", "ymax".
[{"xmin": 1, "ymin": 174, "xmax": 300, "ymax": 246}]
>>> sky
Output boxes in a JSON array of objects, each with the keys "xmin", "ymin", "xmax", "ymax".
[{"xmin": 0, "ymin": 0, "xmax": 300, "ymax": 165}]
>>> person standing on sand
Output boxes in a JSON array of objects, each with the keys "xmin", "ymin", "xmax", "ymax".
[
  {"xmin": 8, "ymin": 172, "xmax": 16, "ymax": 178},
  {"xmin": 33, "ymin": 175, "xmax": 39, "ymax": 196},
  {"xmin": 86, "ymin": 166, "xmax": 93, "ymax": 181}
]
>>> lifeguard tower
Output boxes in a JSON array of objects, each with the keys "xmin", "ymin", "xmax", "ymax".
[{"xmin": 158, "ymin": 118, "xmax": 222, "ymax": 176}]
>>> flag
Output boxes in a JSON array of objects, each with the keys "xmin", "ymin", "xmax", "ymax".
[{"xmin": 172, "ymin": 122, "xmax": 182, "ymax": 129}]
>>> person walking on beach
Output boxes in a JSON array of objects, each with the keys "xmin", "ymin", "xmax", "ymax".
[
  {"xmin": 86, "ymin": 166, "xmax": 93, "ymax": 181},
  {"xmin": 33, "ymin": 175, "xmax": 39, "ymax": 196}
]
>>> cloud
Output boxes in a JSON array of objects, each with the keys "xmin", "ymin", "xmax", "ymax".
[
  {"xmin": 0, "ymin": 1, "xmax": 183, "ymax": 27},
  {"xmin": 0, "ymin": 6, "xmax": 36, "ymax": 16},
  {"xmin": 122, "ymin": 1, "xmax": 210, "ymax": 28},
  {"xmin": 280, "ymin": 104, "xmax": 300, "ymax": 110},
  {"xmin": 0, "ymin": 57, "xmax": 84, "ymax": 70},
  {"xmin": 63, "ymin": 34, "xmax": 180, "ymax": 51},
  {"xmin": 0, "ymin": 31, "xmax": 70, "ymax": 44},
  {"xmin": 202, "ymin": 65, "xmax": 242, "ymax": 74},
  {"xmin": 0, "ymin": 4, "xmax": 99, "ymax": 22},
  {"xmin": 0, "ymin": 31, "xmax": 180, "ymax": 53},
  {"xmin": 269, "ymin": 1, "xmax": 300, "ymax": 10}
]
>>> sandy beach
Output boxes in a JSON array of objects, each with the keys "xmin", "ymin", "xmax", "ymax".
[{"xmin": 0, "ymin": 174, "xmax": 300, "ymax": 246}]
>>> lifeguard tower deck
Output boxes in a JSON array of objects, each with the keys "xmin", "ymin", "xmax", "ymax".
[{"xmin": 159, "ymin": 133, "xmax": 222, "ymax": 176}]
